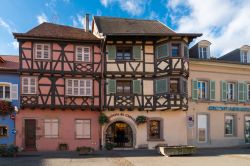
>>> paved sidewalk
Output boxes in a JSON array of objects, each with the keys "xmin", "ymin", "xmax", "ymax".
[{"xmin": 0, "ymin": 148, "xmax": 250, "ymax": 166}]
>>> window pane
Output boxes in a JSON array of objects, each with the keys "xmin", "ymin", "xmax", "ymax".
[
  {"xmin": 0, "ymin": 86, "xmax": 3, "ymax": 98},
  {"xmin": 116, "ymin": 51, "xmax": 123, "ymax": 60},
  {"xmin": 0, "ymin": 126, "xmax": 8, "ymax": 137},
  {"xmin": 157, "ymin": 44, "xmax": 168, "ymax": 58},
  {"xmin": 225, "ymin": 116, "xmax": 234, "ymax": 135},
  {"xmin": 149, "ymin": 120, "xmax": 160, "ymax": 139},
  {"xmin": 156, "ymin": 79, "xmax": 167, "ymax": 94},
  {"xmin": 172, "ymin": 44, "xmax": 180, "ymax": 57},
  {"xmin": 5, "ymin": 86, "xmax": 10, "ymax": 99},
  {"xmin": 170, "ymin": 79, "xmax": 179, "ymax": 93}
]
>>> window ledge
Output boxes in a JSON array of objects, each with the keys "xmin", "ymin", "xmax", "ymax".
[{"xmin": 147, "ymin": 138, "xmax": 165, "ymax": 142}]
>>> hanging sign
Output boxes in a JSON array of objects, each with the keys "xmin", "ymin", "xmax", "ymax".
[
  {"xmin": 10, "ymin": 114, "xmax": 15, "ymax": 120},
  {"xmin": 11, "ymin": 129, "xmax": 16, "ymax": 134},
  {"xmin": 109, "ymin": 113, "xmax": 136, "ymax": 122}
]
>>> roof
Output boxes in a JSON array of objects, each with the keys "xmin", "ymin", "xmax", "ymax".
[
  {"xmin": 190, "ymin": 58, "xmax": 250, "ymax": 66},
  {"xmin": 13, "ymin": 22, "xmax": 100, "ymax": 42},
  {"xmin": 0, "ymin": 55, "xmax": 19, "ymax": 72},
  {"xmin": 93, "ymin": 16, "xmax": 202, "ymax": 38}
]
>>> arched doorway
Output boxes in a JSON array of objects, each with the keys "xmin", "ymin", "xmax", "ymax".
[{"xmin": 105, "ymin": 121, "xmax": 133, "ymax": 148}]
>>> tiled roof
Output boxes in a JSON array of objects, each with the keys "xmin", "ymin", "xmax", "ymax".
[
  {"xmin": 13, "ymin": 22, "xmax": 100, "ymax": 41},
  {"xmin": 94, "ymin": 16, "xmax": 176, "ymax": 35},
  {"xmin": 0, "ymin": 55, "xmax": 19, "ymax": 71}
]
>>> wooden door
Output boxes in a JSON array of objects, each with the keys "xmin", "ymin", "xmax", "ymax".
[{"xmin": 25, "ymin": 119, "xmax": 36, "ymax": 149}]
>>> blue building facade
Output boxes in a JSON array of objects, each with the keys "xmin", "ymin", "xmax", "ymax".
[{"xmin": 0, "ymin": 56, "xmax": 19, "ymax": 145}]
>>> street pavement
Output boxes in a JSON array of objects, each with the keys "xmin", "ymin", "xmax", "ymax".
[{"xmin": 0, "ymin": 147, "xmax": 250, "ymax": 166}]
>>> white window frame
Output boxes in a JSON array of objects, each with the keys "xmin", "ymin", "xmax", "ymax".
[
  {"xmin": 34, "ymin": 43, "xmax": 51, "ymax": 60},
  {"xmin": 248, "ymin": 84, "xmax": 250, "ymax": 101},
  {"xmin": 75, "ymin": 119, "xmax": 91, "ymax": 139},
  {"xmin": 198, "ymin": 81, "xmax": 208, "ymax": 99},
  {"xmin": 44, "ymin": 119, "xmax": 59, "ymax": 138},
  {"xmin": 0, "ymin": 83, "xmax": 11, "ymax": 100},
  {"xmin": 21, "ymin": 77, "xmax": 37, "ymax": 94},
  {"xmin": 199, "ymin": 46, "xmax": 209, "ymax": 59},
  {"xmin": 66, "ymin": 79, "xmax": 92, "ymax": 96},
  {"xmin": 75, "ymin": 46, "xmax": 91, "ymax": 62},
  {"xmin": 197, "ymin": 114, "xmax": 208, "ymax": 143},
  {"xmin": 225, "ymin": 115, "xmax": 234, "ymax": 136},
  {"xmin": 227, "ymin": 83, "xmax": 235, "ymax": 101}
]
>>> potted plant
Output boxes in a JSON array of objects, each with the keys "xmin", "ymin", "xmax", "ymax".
[
  {"xmin": 76, "ymin": 146, "xmax": 94, "ymax": 155},
  {"xmin": 136, "ymin": 115, "xmax": 147, "ymax": 125},
  {"xmin": 99, "ymin": 113, "xmax": 109, "ymax": 125},
  {"xmin": 0, "ymin": 101, "xmax": 15, "ymax": 115},
  {"xmin": 105, "ymin": 143, "xmax": 114, "ymax": 151},
  {"xmin": 58, "ymin": 143, "xmax": 68, "ymax": 151}
]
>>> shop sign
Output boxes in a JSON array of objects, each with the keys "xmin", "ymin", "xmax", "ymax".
[
  {"xmin": 109, "ymin": 113, "xmax": 136, "ymax": 122},
  {"xmin": 187, "ymin": 115, "xmax": 194, "ymax": 128},
  {"xmin": 208, "ymin": 106, "xmax": 250, "ymax": 112}
]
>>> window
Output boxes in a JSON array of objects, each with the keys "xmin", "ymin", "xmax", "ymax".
[
  {"xmin": 199, "ymin": 47, "xmax": 209, "ymax": 59},
  {"xmin": 21, "ymin": 77, "xmax": 37, "ymax": 94},
  {"xmin": 241, "ymin": 51, "xmax": 248, "ymax": 63},
  {"xmin": 227, "ymin": 83, "xmax": 235, "ymax": 101},
  {"xmin": 171, "ymin": 44, "xmax": 180, "ymax": 57},
  {"xmin": 0, "ymin": 126, "xmax": 8, "ymax": 137},
  {"xmin": 66, "ymin": 79, "xmax": 92, "ymax": 96},
  {"xmin": 170, "ymin": 78, "xmax": 179, "ymax": 93},
  {"xmin": 183, "ymin": 79, "xmax": 188, "ymax": 94},
  {"xmin": 35, "ymin": 43, "xmax": 50, "ymax": 60},
  {"xmin": 248, "ymin": 84, "xmax": 250, "ymax": 101},
  {"xmin": 156, "ymin": 44, "xmax": 168, "ymax": 59},
  {"xmin": 0, "ymin": 85, "xmax": 10, "ymax": 100},
  {"xmin": 155, "ymin": 79, "xmax": 167, "ymax": 94},
  {"xmin": 197, "ymin": 114, "xmax": 208, "ymax": 143},
  {"xmin": 116, "ymin": 47, "xmax": 132, "ymax": 60},
  {"xmin": 149, "ymin": 120, "xmax": 161, "ymax": 139},
  {"xmin": 44, "ymin": 119, "xmax": 58, "ymax": 138},
  {"xmin": 75, "ymin": 46, "xmax": 90, "ymax": 62},
  {"xmin": 198, "ymin": 81, "xmax": 208, "ymax": 99},
  {"xmin": 116, "ymin": 81, "xmax": 131, "ymax": 95},
  {"xmin": 184, "ymin": 45, "xmax": 189, "ymax": 58},
  {"xmin": 75, "ymin": 120, "xmax": 91, "ymax": 139},
  {"xmin": 225, "ymin": 115, "xmax": 235, "ymax": 136}
]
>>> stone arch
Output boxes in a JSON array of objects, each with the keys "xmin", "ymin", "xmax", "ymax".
[{"xmin": 103, "ymin": 116, "xmax": 137, "ymax": 148}]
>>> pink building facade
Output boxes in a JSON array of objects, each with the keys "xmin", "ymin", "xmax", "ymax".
[{"xmin": 14, "ymin": 23, "xmax": 102, "ymax": 151}]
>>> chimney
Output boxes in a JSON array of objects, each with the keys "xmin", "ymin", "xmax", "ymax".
[{"xmin": 85, "ymin": 13, "xmax": 90, "ymax": 32}]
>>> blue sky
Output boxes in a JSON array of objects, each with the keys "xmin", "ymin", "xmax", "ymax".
[{"xmin": 0, "ymin": 0, "xmax": 249, "ymax": 57}]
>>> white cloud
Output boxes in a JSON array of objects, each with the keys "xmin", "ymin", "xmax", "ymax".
[
  {"xmin": 168, "ymin": 0, "xmax": 250, "ymax": 57},
  {"xmin": 11, "ymin": 41, "xmax": 19, "ymax": 50},
  {"xmin": 37, "ymin": 13, "xmax": 48, "ymax": 24},
  {"xmin": 0, "ymin": 17, "xmax": 13, "ymax": 34},
  {"xmin": 100, "ymin": 0, "xmax": 148, "ymax": 16}
]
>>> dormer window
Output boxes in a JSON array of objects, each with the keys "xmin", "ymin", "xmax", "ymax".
[
  {"xmin": 199, "ymin": 46, "xmax": 209, "ymax": 59},
  {"xmin": 241, "ymin": 50, "xmax": 248, "ymax": 63}
]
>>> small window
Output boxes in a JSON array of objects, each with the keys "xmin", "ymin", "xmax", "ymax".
[
  {"xmin": 198, "ymin": 81, "xmax": 208, "ymax": 99},
  {"xmin": 21, "ymin": 77, "xmax": 37, "ymax": 94},
  {"xmin": 225, "ymin": 115, "xmax": 235, "ymax": 136},
  {"xmin": 116, "ymin": 81, "xmax": 131, "ymax": 95},
  {"xmin": 0, "ymin": 84, "xmax": 10, "ymax": 100},
  {"xmin": 227, "ymin": 83, "xmax": 235, "ymax": 101},
  {"xmin": 35, "ymin": 43, "xmax": 50, "ymax": 60},
  {"xmin": 171, "ymin": 44, "xmax": 181, "ymax": 57},
  {"xmin": 241, "ymin": 51, "xmax": 248, "ymax": 63},
  {"xmin": 44, "ymin": 119, "xmax": 59, "ymax": 138},
  {"xmin": 170, "ymin": 78, "xmax": 180, "ymax": 93},
  {"xmin": 155, "ymin": 79, "xmax": 167, "ymax": 94},
  {"xmin": 116, "ymin": 47, "xmax": 132, "ymax": 60},
  {"xmin": 148, "ymin": 120, "xmax": 161, "ymax": 139},
  {"xmin": 183, "ymin": 79, "xmax": 187, "ymax": 94},
  {"xmin": 75, "ymin": 46, "xmax": 91, "ymax": 62},
  {"xmin": 75, "ymin": 119, "xmax": 91, "ymax": 139},
  {"xmin": 197, "ymin": 114, "xmax": 208, "ymax": 143},
  {"xmin": 66, "ymin": 79, "xmax": 92, "ymax": 96},
  {"xmin": 199, "ymin": 47, "xmax": 209, "ymax": 59},
  {"xmin": 156, "ymin": 44, "xmax": 168, "ymax": 59},
  {"xmin": 0, "ymin": 126, "xmax": 8, "ymax": 137}
]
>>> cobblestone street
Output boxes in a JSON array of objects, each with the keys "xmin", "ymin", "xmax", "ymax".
[{"xmin": 0, "ymin": 148, "xmax": 250, "ymax": 166}]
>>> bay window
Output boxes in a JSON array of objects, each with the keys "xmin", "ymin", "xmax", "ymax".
[{"xmin": 171, "ymin": 44, "xmax": 180, "ymax": 57}]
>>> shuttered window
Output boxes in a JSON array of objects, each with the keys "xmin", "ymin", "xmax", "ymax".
[
  {"xmin": 238, "ymin": 82, "xmax": 246, "ymax": 102},
  {"xmin": 133, "ymin": 46, "xmax": 142, "ymax": 60},
  {"xmin": 21, "ymin": 77, "xmax": 37, "ymax": 94},
  {"xmin": 191, "ymin": 79, "xmax": 198, "ymax": 100},
  {"xmin": 75, "ymin": 119, "xmax": 91, "ymax": 139},
  {"xmin": 156, "ymin": 44, "xmax": 168, "ymax": 59},
  {"xmin": 35, "ymin": 43, "xmax": 50, "ymax": 60},
  {"xmin": 66, "ymin": 79, "xmax": 92, "ymax": 96},
  {"xmin": 247, "ymin": 84, "xmax": 250, "ymax": 101},
  {"xmin": 155, "ymin": 79, "xmax": 167, "ymax": 94},
  {"xmin": 133, "ymin": 80, "xmax": 141, "ymax": 94},
  {"xmin": 209, "ymin": 80, "xmax": 216, "ymax": 100},
  {"xmin": 44, "ymin": 119, "xmax": 59, "ymax": 138},
  {"xmin": 107, "ymin": 79, "xmax": 116, "ymax": 94},
  {"xmin": 75, "ymin": 46, "xmax": 90, "ymax": 62},
  {"xmin": 107, "ymin": 45, "xmax": 116, "ymax": 60}
]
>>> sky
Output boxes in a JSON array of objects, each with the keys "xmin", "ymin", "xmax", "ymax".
[{"xmin": 0, "ymin": 0, "xmax": 249, "ymax": 57}]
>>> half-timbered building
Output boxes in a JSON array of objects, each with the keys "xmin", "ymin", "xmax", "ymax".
[
  {"xmin": 92, "ymin": 16, "xmax": 201, "ymax": 149},
  {"xmin": 13, "ymin": 20, "xmax": 102, "ymax": 151}
]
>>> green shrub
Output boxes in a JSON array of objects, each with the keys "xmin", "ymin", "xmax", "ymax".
[
  {"xmin": 99, "ymin": 113, "xmax": 109, "ymax": 125},
  {"xmin": 135, "ymin": 115, "xmax": 147, "ymax": 125},
  {"xmin": 0, "ymin": 144, "xmax": 18, "ymax": 157},
  {"xmin": 76, "ymin": 146, "xmax": 94, "ymax": 152}
]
